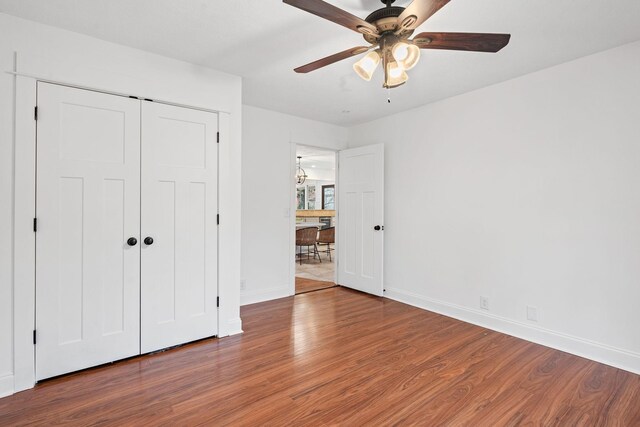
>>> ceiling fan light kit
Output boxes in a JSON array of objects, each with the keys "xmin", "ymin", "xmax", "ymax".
[
  {"xmin": 284, "ymin": 0, "xmax": 511, "ymax": 90},
  {"xmin": 353, "ymin": 50, "xmax": 381, "ymax": 81},
  {"xmin": 392, "ymin": 42, "xmax": 420, "ymax": 70},
  {"xmin": 385, "ymin": 59, "xmax": 408, "ymax": 88}
]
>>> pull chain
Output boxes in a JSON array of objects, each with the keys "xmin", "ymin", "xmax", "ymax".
[{"xmin": 387, "ymin": 87, "xmax": 391, "ymax": 104}]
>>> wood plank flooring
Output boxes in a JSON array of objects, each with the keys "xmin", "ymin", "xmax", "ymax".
[
  {"xmin": 295, "ymin": 277, "xmax": 336, "ymax": 294},
  {"xmin": 1, "ymin": 287, "xmax": 640, "ymax": 426}
]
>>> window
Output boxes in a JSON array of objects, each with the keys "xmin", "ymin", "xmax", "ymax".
[{"xmin": 322, "ymin": 185, "xmax": 335, "ymax": 210}]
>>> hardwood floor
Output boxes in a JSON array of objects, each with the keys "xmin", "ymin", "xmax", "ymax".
[
  {"xmin": 1, "ymin": 287, "xmax": 640, "ymax": 426},
  {"xmin": 295, "ymin": 277, "xmax": 336, "ymax": 294}
]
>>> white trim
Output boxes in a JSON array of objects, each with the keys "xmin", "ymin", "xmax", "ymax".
[
  {"xmin": 241, "ymin": 285, "xmax": 290, "ymax": 306},
  {"xmin": 385, "ymin": 287, "xmax": 640, "ymax": 375},
  {"xmin": 216, "ymin": 113, "xmax": 242, "ymax": 338},
  {"xmin": 7, "ymin": 52, "xmax": 17, "ymax": 397},
  {"xmin": 0, "ymin": 374, "xmax": 14, "ymax": 398},
  {"xmin": 333, "ymin": 153, "xmax": 339, "ymax": 286},
  {"xmin": 222, "ymin": 318, "xmax": 244, "ymax": 337},
  {"xmin": 5, "ymin": 71, "xmax": 231, "ymax": 115},
  {"xmin": 13, "ymin": 74, "xmax": 37, "ymax": 393},
  {"xmin": 288, "ymin": 142, "xmax": 297, "ymax": 297}
]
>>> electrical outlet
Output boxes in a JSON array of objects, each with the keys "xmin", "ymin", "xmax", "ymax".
[
  {"xmin": 240, "ymin": 279, "xmax": 246, "ymax": 291},
  {"xmin": 527, "ymin": 305, "xmax": 538, "ymax": 322},
  {"xmin": 480, "ymin": 296, "xmax": 489, "ymax": 310}
]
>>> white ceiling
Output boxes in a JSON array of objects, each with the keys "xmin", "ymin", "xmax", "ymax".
[
  {"xmin": 1, "ymin": 0, "xmax": 640, "ymax": 126},
  {"xmin": 297, "ymin": 145, "xmax": 336, "ymax": 170}
]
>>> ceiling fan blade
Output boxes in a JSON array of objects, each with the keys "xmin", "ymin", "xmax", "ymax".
[
  {"xmin": 413, "ymin": 32, "xmax": 511, "ymax": 52},
  {"xmin": 396, "ymin": 0, "xmax": 450, "ymax": 31},
  {"xmin": 283, "ymin": 0, "xmax": 378, "ymax": 36},
  {"xmin": 294, "ymin": 46, "xmax": 370, "ymax": 73}
]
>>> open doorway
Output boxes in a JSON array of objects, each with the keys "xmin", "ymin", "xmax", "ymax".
[{"xmin": 294, "ymin": 145, "xmax": 337, "ymax": 294}]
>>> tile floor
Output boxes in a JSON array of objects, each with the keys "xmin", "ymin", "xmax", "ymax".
[{"xmin": 295, "ymin": 244, "xmax": 335, "ymax": 283}]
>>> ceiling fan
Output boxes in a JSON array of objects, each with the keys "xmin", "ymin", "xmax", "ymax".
[{"xmin": 283, "ymin": 0, "xmax": 511, "ymax": 88}]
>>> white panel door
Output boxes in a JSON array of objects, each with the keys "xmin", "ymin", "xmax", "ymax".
[
  {"xmin": 141, "ymin": 102, "xmax": 219, "ymax": 353},
  {"xmin": 337, "ymin": 144, "xmax": 384, "ymax": 296},
  {"xmin": 36, "ymin": 83, "xmax": 141, "ymax": 380}
]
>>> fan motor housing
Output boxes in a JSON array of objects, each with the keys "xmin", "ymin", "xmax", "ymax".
[
  {"xmin": 365, "ymin": 5, "xmax": 404, "ymax": 23},
  {"xmin": 363, "ymin": 6, "xmax": 413, "ymax": 44}
]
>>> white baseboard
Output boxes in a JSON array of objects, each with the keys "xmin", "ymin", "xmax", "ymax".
[
  {"xmin": 241, "ymin": 285, "xmax": 291, "ymax": 306},
  {"xmin": 224, "ymin": 317, "xmax": 243, "ymax": 336},
  {"xmin": 0, "ymin": 374, "xmax": 14, "ymax": 398},
  {"xmin": 385, "ymin": 287, "xmax": 640, "ymax": 375}
]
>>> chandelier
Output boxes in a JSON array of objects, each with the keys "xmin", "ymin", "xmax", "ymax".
[{"xmin": 296, "ymin": 156, "xmax": 308, "ymax": 185}]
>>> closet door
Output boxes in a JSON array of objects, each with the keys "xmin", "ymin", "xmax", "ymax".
[
  {"xmin": 141, "ymin": 102, "xmax": 219, "ymax": 353},
  {"xmin": 35, "ymin": 83, "xmax": 141, "ymax": 380}
]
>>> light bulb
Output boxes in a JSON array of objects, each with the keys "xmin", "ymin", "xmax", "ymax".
[
  {"xmin": 392, "ymin": 42, "xmax": 409, "ymax": 62},
  {"xmin": 392, "ymin": 42, "xmax": 420, "ymax": 70},
  {"xmin": 389, "ymin": 64, "xmax": 404, "ymax": 78},
  {"xmin": 353, "ymin": 50, "xmax": 381, "ymax": 81},
  {"xmin": 384, "ymin": 61, "xmax": 408, "ymax": 88}
]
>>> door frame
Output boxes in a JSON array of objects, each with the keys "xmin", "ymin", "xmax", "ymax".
[
  {"xmin": 13, "ymin": 73, "xmax": 232, "ymax": 394},
  {"xmin": 288, "ymin": 143, "xmax": 340, "ymax": 296}
]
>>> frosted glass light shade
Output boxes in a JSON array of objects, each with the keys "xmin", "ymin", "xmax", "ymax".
[
  {"xmin": 353, "ymin": 51, "xmax": 381, "ymax": 81},
  {"xmin": 384, "ymin": 61, "xmax": 408, "ymax": 88},
  {"xmin": 392, "ymin": 42, "xmax": 420, "ymax": 70}
]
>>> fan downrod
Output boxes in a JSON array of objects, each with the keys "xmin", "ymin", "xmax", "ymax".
[{"xmin": 382, "ymin": 0, "xmax": 396, "ymax": 5}]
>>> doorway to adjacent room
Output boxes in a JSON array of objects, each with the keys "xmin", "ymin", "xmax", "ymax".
[{"xmin": 293, "ymin": 145, "xmax": 337, "ymax": 294}]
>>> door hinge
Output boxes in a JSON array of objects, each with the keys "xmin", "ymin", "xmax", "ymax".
[
  {"xmin": 216, "ymin": 296, "xmax": 220, "ymax": 307},
  {"xmin": 217, "ymin": 214, "xmax": 219, "ymax": 225},
  {"xmin": 34, "ymin": 106, "xmax": 38, "ymax": 121},
  {"xmin": 33, "ymin": 330, "xmax": 37, "ymax": 345},
  {"xmin": 33, "ymin": 218, "xmax": 37, "ymax": 232},
  {"xmin": 217, "ymin": 132, "xmax": 220, "ymax": 143}
]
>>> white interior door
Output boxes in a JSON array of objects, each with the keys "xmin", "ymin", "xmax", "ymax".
[
  {"xmin": 35, "ymin": 83, "xmax": 141, "ymax": 380},
  {"xmin": 141, "ymin": 102, "xmax": 219, "ymax": 353},
  {"xmin": 337, "ymin": 144, "xmax": 384, "ymax": 296}
]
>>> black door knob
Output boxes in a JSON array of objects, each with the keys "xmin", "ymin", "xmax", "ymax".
[
  {"xmin": 374, "ymin": 225, "xmax": 382, "ymax": 231},
  {"xmin": 127, "ymin": 237, "xmax": 137, "ymax": 246},
  {"xmin": 144, "ymin": 237, "xmax": 154, "ymax": 245}
]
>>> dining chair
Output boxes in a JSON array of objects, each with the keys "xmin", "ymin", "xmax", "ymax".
[
  {"xmin": 316, "ymin": 227, "xmax": 335, "ymax": 261},
  {"xmin": 296, "ymin": 226, "xmax": 321, "ymax": 265}
]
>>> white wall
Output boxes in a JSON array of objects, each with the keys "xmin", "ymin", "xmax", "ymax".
[
  {"xmin": 0, "ymin": 12, "xmax": 243, "ymax": 397},
  {"xmin": 241, "ymin": 105, "xmax": 347, "ymax": 305},
  {"xmin": 349, "ymin": 40, "xmax": 640, "ymax": 374}
]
